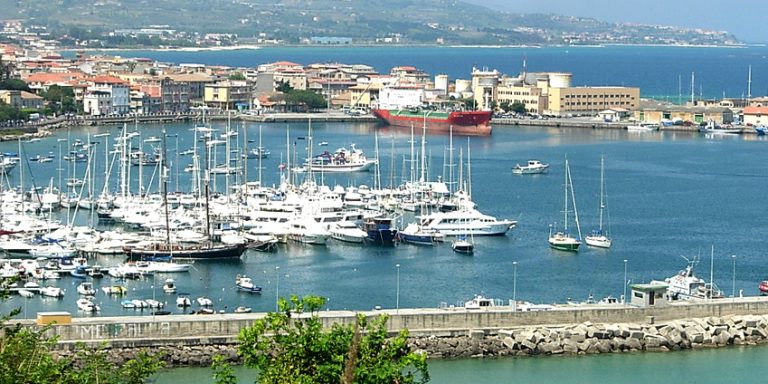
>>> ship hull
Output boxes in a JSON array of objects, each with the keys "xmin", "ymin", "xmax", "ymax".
[{"xmin": 373, "ymin": 109, "xmax": 492, "ymax": 136}]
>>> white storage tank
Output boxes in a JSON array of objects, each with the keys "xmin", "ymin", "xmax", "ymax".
[
  {"xmin": 548, "ymin": 72, "xmax": 572, "ymax": 88},
  {"xmin": 455, "ymin": 79, "xmax": 471, "ymax": 93},
  {"xmin": 435, "ymin": 74, "xmax": 449, "ymax": 94}
]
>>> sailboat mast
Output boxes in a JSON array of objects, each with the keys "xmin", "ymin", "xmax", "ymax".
[
  {"xmin": 568, "ymin": 160, "xmax": 582, "ymax": 240},
  {"xmin": 467, "ymin": 138, "xmax": 471, "ymax": 199},
  {"xmin": 563, "ymin": 159, "xmax": 569, "ymax": 233},
  {"xmin": 598, "ymin": 156, "xmax": 605, "ymax": 230},
  {"xmin": 162, "ymin": 130, "xmax": 171, "ymax": 246}
]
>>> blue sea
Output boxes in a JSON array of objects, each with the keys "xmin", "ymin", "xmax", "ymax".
[{"xmin": 87, "ymin": 45, "xmax": 768, "ymax": 100}]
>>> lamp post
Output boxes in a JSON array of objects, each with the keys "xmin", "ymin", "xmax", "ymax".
[
  {"xmin": 275, "ymin": 266, "xmax": 280, "ymax": 312},
  {"xmin": 731, "ymin": 255, "xmax": 736, "ymax": 300},
  {"xmin": 623, "ymin": 259, "xmax": 628, "ymax": 305},
  {"xmin": 395, "ymin": 263, "xmax": 400, "ymax": 313},
  {"xmin": 512, "ymin": 261, "xmax": 517, "ymax": 306}
]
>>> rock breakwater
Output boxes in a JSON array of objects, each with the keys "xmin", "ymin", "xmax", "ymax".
[{"xmin": 410, "ymin": 314, "xmax": 768, "ymax": 358}]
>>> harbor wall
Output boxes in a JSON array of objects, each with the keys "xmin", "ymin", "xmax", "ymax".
[
  {"xmin": 33, "ymin": 297, "xmax": 768, "ymax": 347},
  {"xmin": 18, "ymin": 296, "xmax": 768, "ymax": 365}
]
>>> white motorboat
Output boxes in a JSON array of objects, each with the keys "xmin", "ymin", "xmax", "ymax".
[
  {"xmin": 135, "ymin": 261, "xmax": 192, "ymax": 273},
  {"xmin": 131, "ymin": 299, "xmax": 149, "ymax": 309},
  {"xmin": 585, "ymin": 156, "xmax": 612, "ymax": 249},
  {"xmin": 288, "ymin": 217, "xmax": 330, "ymax": 245},
  {"xmin": 101, "ymin": 285, "xmax": 127, "ymax": 295},
  {"xmin": 163, "ymin": 278, "xmax": 177, "ymax": 293},
  {"xmin": 329, "ymin": 221, "xmax": 367, "ymax": 243},
  {"xmin": 512, "ymin": 160, "xmax": 549, "ymax": 175},
  {"xmin": 417, "ymin": 209, "xmax": 516, "ymax": 236},
  {"xmin": 40, "ymin": 286, "xmax": 64, "ymax": 298},
  {"xmin": 176, "ymin": 296, "xmax": 191, "ymax": 307},
  {"xmin": 304, "ymin": 144, "xmax": 377, "ymax": 173},
  {"xmin": 28, "ymin": 243, "xmax": 78, "ymax": 259},
  {"xmin": 76, "ymin": 282, "xmax": 96, "ymax": 296},
  {"xmin": 77, "ymin": 298, "xmax": 100, "ymax": 312},
  {"xmin": 234, "ymin": 306, "xmax": 252, "ymax": 313},
  {"xmin": 196, "ymin": 296, "xmax": 213, "ymax": 307},
  {"xmin": 397, "ymin": 223, "xmax": 445, "ymax": 246},
  {"xmin": 451, "ymin": 236, "xmax": 475, "ymax": 254},
  {"xmin": 626, "ymin": 123, "xmax": 660, "ymax": 132},
  {"xmin": 464, "ymin": 295, "xmax": 500, "ymax": 309},
  {"xmin": 235, "ymin": 275, "xmax": 262, "ymax": 294},
  {"xmin": 17, "ymin": 289, "xmax": 35, "ymax": 298},
  {"xmin": 549, "ymin": 159, "xmax": 582, "ymax": 252},
  {"xmin": 145, "ymin": 299, "xmax": 164, "ymax": 309}
]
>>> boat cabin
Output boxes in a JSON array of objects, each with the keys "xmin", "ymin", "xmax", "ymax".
[{"xmin": 629, "ymin": 283, "xmax": 668, "ymax": 308}]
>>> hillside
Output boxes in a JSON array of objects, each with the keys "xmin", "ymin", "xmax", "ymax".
[{"xmin": 0, "ymin": 0, "xmax": 740, "ymax": 46}]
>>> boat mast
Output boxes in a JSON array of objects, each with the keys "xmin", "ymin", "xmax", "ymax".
[
  {"xmin": 748, "ymin": 65, "xmax": 752, "ymax": 104},
  {"xmin": 568, "ymin": 160, "xmax": 582, "ymax": 240},
  {"xmin": 563, "ymin": 158, "xmax": 569, "ymax": 234},
  {"xmin": 258, "ymin": 125, "xmax": 263, "ymax": 186},
  {"xmin": 598, "ymin": 155, "xmax": 605, "ymax": 232},
  {"xmin": 467, "ymin": 137, "xmax": 472, "ymax": 199},
  {"xmin": 162, "ymin": 129, "xmax": 171, "ymax": 247}
]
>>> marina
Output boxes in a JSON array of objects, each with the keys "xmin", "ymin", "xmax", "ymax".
[{"xmin": 2, "ymin": 119, "xmax": 768, "ymax": 320}]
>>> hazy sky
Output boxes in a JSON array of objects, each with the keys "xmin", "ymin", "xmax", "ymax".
[{"xmin": 464, "ymin": 0, "xmax": 767, "ymax": 43}]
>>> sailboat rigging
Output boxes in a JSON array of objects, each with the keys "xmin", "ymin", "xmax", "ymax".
[
  {"xmin": 585, "ymin": 156, "xmax": 612, "ymax": 248},
  {"xmin": 548, "ymin": 158, "xmax": 582, "ymax": 252}
]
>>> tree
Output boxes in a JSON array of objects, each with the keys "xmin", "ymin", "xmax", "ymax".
[
  {"xmin": 510, "ymin": 101, "xmax": 527, "ymax": 114},
  {"xmin": 284, "ymin": 90, "xmax": 327, "ymax": 111},
  {"xmin": 499, "ymin": 101, "xmax": 511, "ymax": 113},
  {"xmin": 276, "ymin": 80, "xmax": 293, "ymax": 94},
  {"xmin": 237, "ymin": 295, "xmax": 429, "ymax": 384},
  {"xmin": 42, "ymin": 85, "xmax": 77, "ymax": 115},
  {"xmin": 229, "ymin": 72, "xmax": 246, "ymax": 81},
  {"xmin": 0, "ymin": 79, "xmax": 30, "ymax": 92},
  {"xmin": 0, "ymin": 288, "xmax": 165, "ymax": 384}
]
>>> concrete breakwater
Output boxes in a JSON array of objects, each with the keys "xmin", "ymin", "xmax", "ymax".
[
  {"xmin": 29, "ymin": 297, "xmax": 768, "ymax": 366},
  {"xmin": 48, "ymin": 313, "xmax": 768, "ymax": 367}
]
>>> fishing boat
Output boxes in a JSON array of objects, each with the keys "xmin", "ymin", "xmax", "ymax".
[
  {"xmin": 363, "ymin": 217, "xmax": 398, "ymax": 246},
  {"xmin": 512, "ymin": 160, "xmax": 549, "ymax": 175},
  {"xmin": 651, "ymin": 256, "xmax": 724, "ymax": 301},
  {"xmin": 548, "ymin": 159, "xmax": 582, "ymax": 252},
  {"xmin": 585, "ymin": 156, "xmax": 612, "ymax": 249},
  {"xmin": 698, "ymin": 120, "xmax": 741, "ymax": 135},
  {"xmin": 235, "ymin": 275, "xmax": 262, "ymax": 294},
  {"xmin": 451, "ymin": 235, "xmax": 475, "ymax": 254}
]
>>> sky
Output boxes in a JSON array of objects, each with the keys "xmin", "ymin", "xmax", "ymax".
[{"xmin": 463, "ymin": 0, "xmax": 767, "ymax": 43}]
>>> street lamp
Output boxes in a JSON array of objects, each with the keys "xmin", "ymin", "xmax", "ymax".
[
  {"xmin": 275, "ymin": 266, "xmax": 280, "ymax": 312},
  {"xmin": 731, "ymin": 255, "xmax": 736, "ymax": 300},
  {"xmin": 623, "ymin": 259, "xmax": 628, "ymax": 305},
  {"xmin": 512, "ymin": 261, "xmax": 517, "ymax": 307},
  {"xmin": 395, "ymin": 264, "xmax": 400, "ymax": 313}
]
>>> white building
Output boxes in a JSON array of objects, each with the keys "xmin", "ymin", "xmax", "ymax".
[
  {"xmin": 84, "ymin": 76, "xmax": 130, "ymax": 115},
  {"xmin": 377, "ymin": 85, "xmax": 425, "ymax": 109}
]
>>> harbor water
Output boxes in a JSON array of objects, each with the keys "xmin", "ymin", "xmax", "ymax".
[
  {"xmin": 1, "ymin": 122, "xmax": 768, "ymax": 317},
  {"xmin": 153, "ymin": 345, "xmax": 768, "ymax": 384}
]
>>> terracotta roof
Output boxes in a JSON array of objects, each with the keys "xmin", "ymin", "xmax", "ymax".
[
  {"xmin": 90, "ymin": 75, "xmax": 128, "ymax": 85},
  {"xmin": 744, "ymin": 106, "xmax": 768, "ymax": 115},
  {"xmin": 24, "ymin": 72, "xmax": 86, "ymax": 84},
  {"xmin": 272, "ymin": 61, "xmax": 302, "ymax": 67}
]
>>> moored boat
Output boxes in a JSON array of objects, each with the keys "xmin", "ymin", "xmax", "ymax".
[
  {"xmin": 512, "ymin": 160, "xmax": 549, "ymax": 175},
  {"xmin": 235, "ymin": 275, "xmax": 262, "ymax": 294},
  {"xmin": 373, "ymin": 108, "xmax": 492, "ymax": 136}
]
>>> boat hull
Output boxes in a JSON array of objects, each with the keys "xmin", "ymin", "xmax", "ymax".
[
  {"xmin": 548, "ymin": 236, "xmax": 581, "ymax": 252},
  {"xmin": 373, "ymin": 109, "xmax": 492, "ymax": 136},
  {"xmin": 585, "ymin": 235, "xmax": 611, "ymax": 248},
  {"xmin": 126, "ymin": 243, "xmax": 247, "ymax": 260}
]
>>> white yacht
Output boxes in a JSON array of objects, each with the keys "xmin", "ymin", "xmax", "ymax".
[
  {"xmin": 417, "ymin": 209, "xmax": 516, "ymax": 236},
  {"xmin": 329, "ymin": 221, "xmax": 367, "ymax": 243},
  {"xmin": 287, "ymin": 217, "xmax": 330, "ymax": 245},
  {"xmin": 512, "ymin": 160, "xmax": 549, "ymax": 175}
]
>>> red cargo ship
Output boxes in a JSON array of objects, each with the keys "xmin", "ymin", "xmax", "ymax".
[{"xmin": 372, "ymin": 109, "xmax": 492, "ymax": 136}]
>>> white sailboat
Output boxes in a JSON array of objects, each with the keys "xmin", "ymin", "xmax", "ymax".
[
  {"xmin": 548, "ymin": 159, "xmax": 582, "ymax": 252},
  {"xmin": 585, "ymin": 156, "xmax": 612, "ymax": 248}
]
